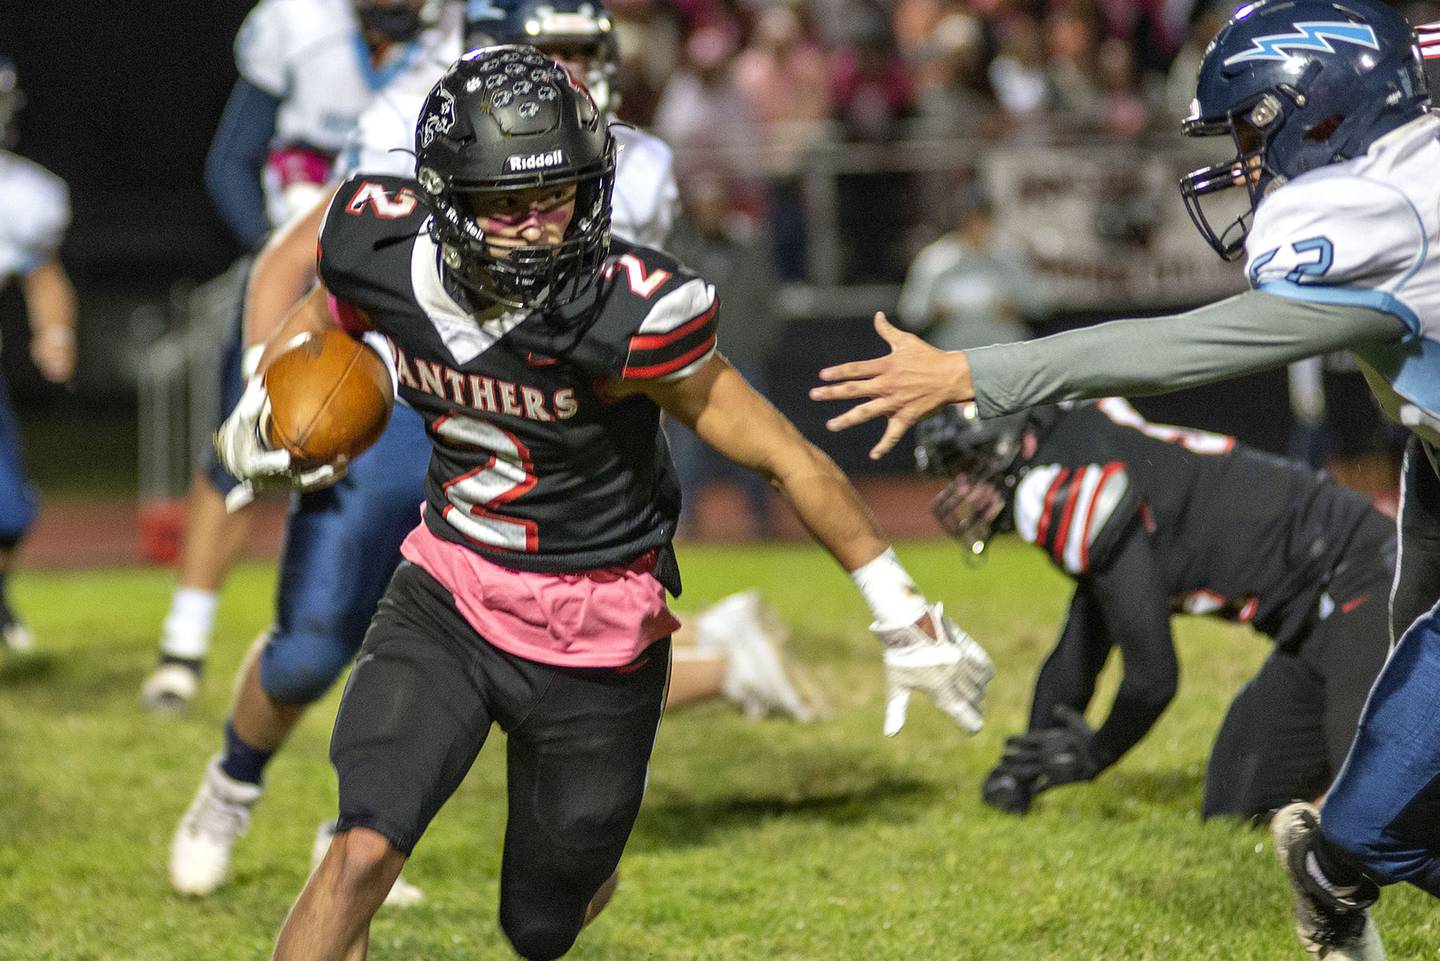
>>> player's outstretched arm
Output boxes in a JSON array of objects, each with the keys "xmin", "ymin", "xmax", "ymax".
[
  {"xmin": 619, "ymin": 355, "xmax": 994, "ymax": 736},
  {"xmin": 812, "ymin": 292, "xmax": 1408, "ymax": 459}
]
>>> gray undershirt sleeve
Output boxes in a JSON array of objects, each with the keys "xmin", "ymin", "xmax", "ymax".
[{"xmin": 967, "ymin": 290, "xmax": 1409, "ymax": 418}]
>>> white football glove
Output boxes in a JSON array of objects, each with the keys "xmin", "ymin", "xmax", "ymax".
[
  {"xmin": 215, "ymin": 378, "xmax": 348, "ymax": 511},
  {"xmin": 875, "ymin": 603, "xmax": 994, "ymax": 737}
]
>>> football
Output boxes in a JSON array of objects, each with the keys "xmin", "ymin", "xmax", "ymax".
[{"xmin": 263, "ymin": 329, "xmax": 393, "ymax": 466}]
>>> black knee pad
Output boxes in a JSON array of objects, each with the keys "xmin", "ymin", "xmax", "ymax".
[{"xmin": 500, "ymin": 912, "xmax": 580, "ymax": 961}]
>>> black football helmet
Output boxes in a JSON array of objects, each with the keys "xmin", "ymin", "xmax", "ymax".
[
  {"xmin": 465, "ymin": 0, "xmax": 620, "ymax": 114},
  {"xmin": 415, "ymin": 45, "xmax": 617, "ymax": 312},
  {"xmin": 0, "ymin": 57, "xmax": 22, "ymax": 148},
  {"xmin": 915, "ymin": 404, "xmax": 1059, "ymax": 560}
]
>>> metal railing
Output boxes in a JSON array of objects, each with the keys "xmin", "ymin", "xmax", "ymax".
[{"xmin": 136, "ymin": 259, "xmax": 247, "ymax": 504}]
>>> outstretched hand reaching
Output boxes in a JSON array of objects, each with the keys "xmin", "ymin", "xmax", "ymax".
[{"xmin": 810, "ymin": 313, "xmax": 974, "ymax": 459}]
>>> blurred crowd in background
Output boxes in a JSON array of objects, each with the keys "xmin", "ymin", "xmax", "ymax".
[{"xmin": 5, "ymin": 0, "xmax": 1440, "ymax": 517}]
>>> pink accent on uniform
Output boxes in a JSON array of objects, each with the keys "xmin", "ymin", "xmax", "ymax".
[
  {"xmin": 265, "ymin": 146, "xmax": 334, "ymax": 188},
  {"xmin": 327, "ymin": 293, "xmax": 374, "ymax": 334},
  {"xmin": 400, "ymin": 521, "xmax": 680, "ymax": 668}
]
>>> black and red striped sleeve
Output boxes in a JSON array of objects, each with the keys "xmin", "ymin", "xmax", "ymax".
[
  {"xmin": 1012, "ymin": 461, "xmax": 1139, "ymax": 575},
  {"xmin": 619, "ymin": 277, "xmax": 719, "ymax": 382}
]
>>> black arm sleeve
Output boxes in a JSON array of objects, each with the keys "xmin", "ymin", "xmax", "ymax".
[
  {"xmin": 205, "ymin": 78, "xmax": 280, "ymax": 250},
  {"xmin": 1076, "ymin": 524, "xmax": 1179, "ymax": 772},
  {"xmin": 1028, "ymin": 587, "xmax": 1113, "ymax": 733}
]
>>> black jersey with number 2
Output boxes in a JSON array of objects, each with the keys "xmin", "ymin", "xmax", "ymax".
[{"xmin": 316, "ymin": 175, "xmax": 720, "ymax": 589}]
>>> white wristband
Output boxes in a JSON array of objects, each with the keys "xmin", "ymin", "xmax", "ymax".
[{"xmin": 850, "ymin": 547, "xmax": 929, "ymax": 632}]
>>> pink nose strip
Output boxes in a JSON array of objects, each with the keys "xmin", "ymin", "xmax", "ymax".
[{"xmin": 485, "ymin": 204, "xmax": 572, "ymax": 229}]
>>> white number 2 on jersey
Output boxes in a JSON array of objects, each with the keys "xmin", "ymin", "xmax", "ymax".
[{"xmin": 432, "ymin": 411, "xmax": 538, "ymax": 552}]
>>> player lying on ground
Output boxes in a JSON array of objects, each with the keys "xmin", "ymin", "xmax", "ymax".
[
  {"xmin": 813, "ymin": 1, "xmax": 1439, "ymax": 957},
  {"xmin": 915, "ymin": 400, "xmax": 1393, "ymax": 820},
  {"xmin": 167, "ymin": 0, "xmax": 819, "ymax": 910},
  {"xmin": 216, "ymin": 46, "xmax": 992, "ymax": 961}
]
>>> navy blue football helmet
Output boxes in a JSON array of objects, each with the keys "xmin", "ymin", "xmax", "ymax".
[
  {"xmin": 1180, "ymin": 0, "xmax": 1429, "ymax": 260},
  {"xmin": 464, "ymin": 0, "xmax": 619, "ymax": 113}
]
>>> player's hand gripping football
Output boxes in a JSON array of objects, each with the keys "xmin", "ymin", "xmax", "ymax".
[
  {"xmin": 215, "ymin": 378, "xmax": 348, "ymax": 510},
  {"xmin": 874, "ymin": 603, "xmax": 994, "ymax": 737}
]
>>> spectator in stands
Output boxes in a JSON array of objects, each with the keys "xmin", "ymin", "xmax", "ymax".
[
  {"xmin": 896, "ymin": 182, "xmax": 1047, "ymax": 351},
  {"xmin": 987, "ymin": 14, "xmax": 1052, "ymax": 118},
  {"xmin": 908, "ymin": 10, "xmax": 995, "ymax": 138},
  {"xmin": 1045, "ymin": 0, "xmax": 1102, "ymax": 121},
  {"xmin": 829, "ymin": 13, "xmax": 917, "ymax": 281},
  {"xmin": 734, "ymin": 3, "xmax": 832, "ymax": 279},
  {"xmin": 608, "ymin": 0, "xmax": 682, "ymax": 125},
  {"xmin": 664, "ymin": 169, "xmax": 784, "ymax": 538},
  {"xmin": 1096, "ymin": 37, "xmax": 1147, "ymax": 136},
  {"xmin": 654, "ymin": 23, "xmax": 761, "ymax": 188}
]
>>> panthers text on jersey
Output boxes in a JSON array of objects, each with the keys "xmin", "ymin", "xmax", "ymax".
[
  {"xmin": 0, "ymin": 151, "xmax": 68, "ymax": 285},
  {"xmin": 341, "ymin": 70, "xmax": 679, "ymax": 247},
  {"xmin": 235, "ymin": 0, "xmax": 457, "ymax": 226},
  {"xmin": 1245, "ymin": 113, "xmax": 1440, "ymax": 444},
  {"xmin": 316, "ymin": 174, "xmax": 717, "ymax": 587},
  {"xmin": 1012, "ymin": 399, "xmax": 1374, "ymax": 646}
]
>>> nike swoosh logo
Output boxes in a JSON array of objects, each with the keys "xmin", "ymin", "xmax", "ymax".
[{"xmin": 526, "ymin": 352, "xmax": 557, "ymax": 367}]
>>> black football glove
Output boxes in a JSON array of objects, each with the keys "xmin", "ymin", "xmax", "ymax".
[
  {"xmin": 981, "ymin": 761, "xmax": 1037, "ymax": 815},
  {"xmin": 1000, "ymin": 705, "xmax": 1101, "ymax": 792}
]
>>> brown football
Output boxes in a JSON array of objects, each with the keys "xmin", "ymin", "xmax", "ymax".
[{"xmin": 263, "ymin": 329, "xmax": 393, "ymax": 466}]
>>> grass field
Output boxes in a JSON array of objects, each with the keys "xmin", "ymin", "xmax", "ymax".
[{"xmin": 0, "ymin": 539, "xmax": 1435, "ymax": 960}]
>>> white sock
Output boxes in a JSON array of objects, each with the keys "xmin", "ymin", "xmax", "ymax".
[{"xmin": 160, "ymin": 588, "xmax": 218, "ymax": 660}]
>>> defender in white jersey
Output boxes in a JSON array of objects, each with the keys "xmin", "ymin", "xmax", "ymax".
[
  {"xmin": 0, "ymin": 58, "xmax": 78, "ymax": 653},
  {"xmin": 142, "ymin": 0, "xmax": 458, "ymax": 713},
  {"xmin": 210, "ymin": 0, "xmax": 458, "ymax": 245},
  {"xmin": 814, "ymin": 1, "xmax": 1440, "ymax": 957}
]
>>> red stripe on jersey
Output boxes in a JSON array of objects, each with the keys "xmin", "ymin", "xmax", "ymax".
[
  {"xmin": 1051, "ymin": 469, "xmax": 1087, "ymax": 564},
  {"xmin": 1419, "ymin": 23, "xmax": 1440, "ymax": 57},
  {"xmin": 628, "ymin": 301, "xmax": 718, "ymax": 351},
  {"xmin": 327, "ymin": 292, "xmax": 373, "ymax": 334},
  {"xmin": 1077, "ymin": 461, "xmax": 1125, "ymax": 571},
  {"xmin": 621, "ymin": 333, "xmax": 717, "ymax": 379},
  {"xmin": 1238, "ymin": 597, "xmax": 1258, "ymax": 623},
  {"xmin": 1035, "ymin": 468, "xmax": 1071, "ymax": 547}
]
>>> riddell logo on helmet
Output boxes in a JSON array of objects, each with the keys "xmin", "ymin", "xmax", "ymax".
[{"xmin": 506, "ymin": 149, "xmax": 566, "ymax": 172}]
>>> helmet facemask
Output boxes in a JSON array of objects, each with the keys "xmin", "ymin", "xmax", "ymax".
[
  {"xmin": 1179, "ymin": 91, "xmax": 1288, "ymax": 261},
  {"xmin": 415, "ymin": 45, "xmax": 618, "ymax": 314},
  {"xmin": 421, "ymin": 139, "xmax": 616, "ymax": 313},
  {"xmin": 915, "ymin": 409, "xmax": 1031, "ymax": 564}
]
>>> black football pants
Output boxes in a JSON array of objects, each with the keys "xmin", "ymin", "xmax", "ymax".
[
  {"xmin": 1203, "ymin": 514, "xmax": 1393, "ymax": 819},
  {"xmin": 330, "ymin": 561, "xmax": 670, "ymax": 960}
]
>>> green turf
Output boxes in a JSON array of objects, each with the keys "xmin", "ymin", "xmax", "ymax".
[{"xmin": 0, "ymin": 540, "xmax": 1434, "ymax": 960}]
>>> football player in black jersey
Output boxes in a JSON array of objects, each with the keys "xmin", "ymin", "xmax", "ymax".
[
  {"xmin": 915, "ymin": 400, "xmax": 1394, "ymax": 821},
  {"xmin": 215, "ymin": 47, "xmax": 994, "ymax": 961}
]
